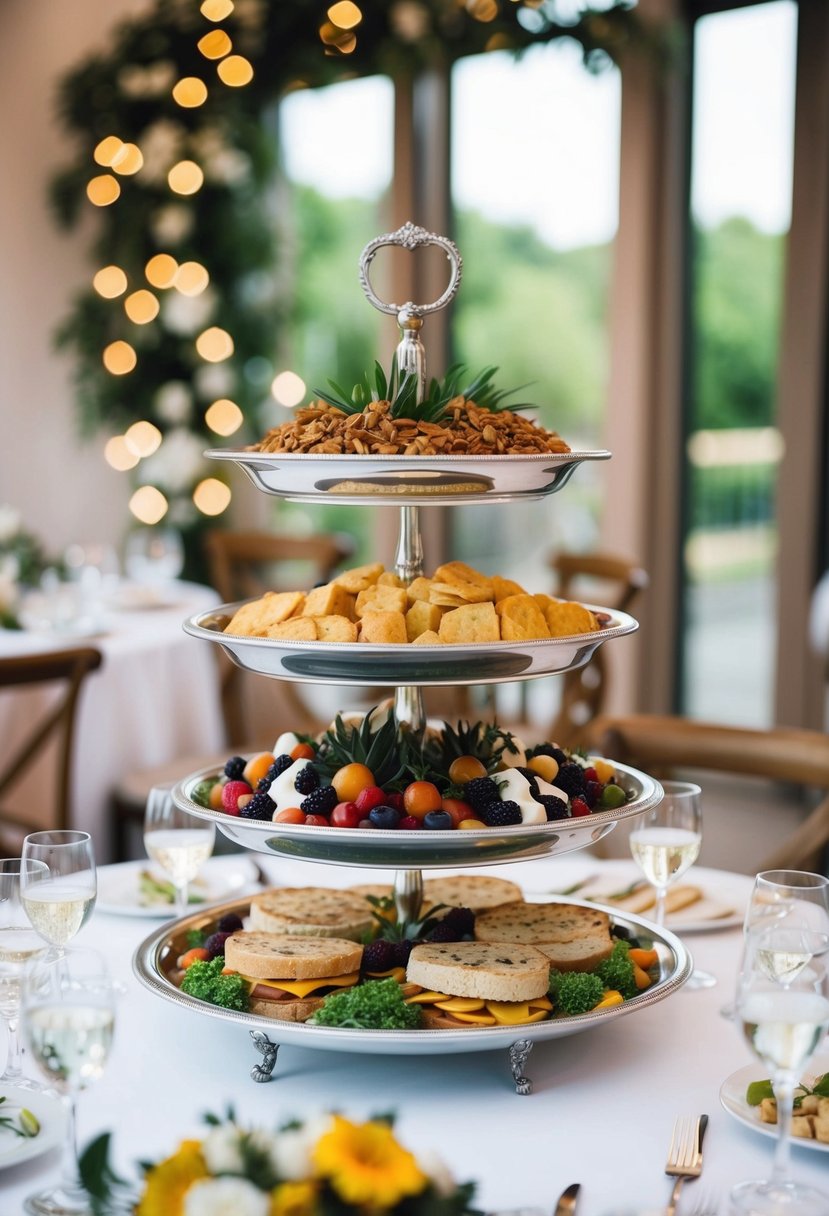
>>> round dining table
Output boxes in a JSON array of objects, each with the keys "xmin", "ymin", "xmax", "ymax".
[{"xmin": 0, "ymin": 580, "xmax": 226, "ymax": 862}]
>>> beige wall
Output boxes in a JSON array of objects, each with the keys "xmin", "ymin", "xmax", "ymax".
[{"xmin": 0, "ymin": 0, "xmax": 152, "ymax": 551}]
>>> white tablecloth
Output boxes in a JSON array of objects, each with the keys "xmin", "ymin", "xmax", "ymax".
[
  {"xmin": 2, "ymin": 855, "xmax": 827, "ymax": 1215},
  {"xmin": 0, "ymin": 581, "xmax": 226, "ymax": 862}
]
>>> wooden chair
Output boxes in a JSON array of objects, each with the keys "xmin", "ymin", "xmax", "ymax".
[
  {"xmin": 0, "ymin": 647, "xmax": 102, "ymax": 852},
  {"xmin": 588, "ymin": 713, "xmax": 829, "ymax": 873}
]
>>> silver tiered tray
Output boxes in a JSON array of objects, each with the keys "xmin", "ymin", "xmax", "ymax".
[
  {"xmin": 205, "ymin": 449, "xmax": 610, "ymax": 505},
  {"xmin": 171, "ymin": 759, "xmax": 661, "ymax": 867},
  {"xmin": 132, "ymin": 893, "xmax": 692, "ymax": 1092},
  {"xmin": 184, "ymin": 602, "xmax": 637, "ymax": 686}
]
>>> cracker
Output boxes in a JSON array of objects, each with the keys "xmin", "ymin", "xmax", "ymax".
[
  {"xmin": 378, "ymin": 571, "xmax": 405, "ymax": 587},
  {"xmin": 405, "ymin": 600, "xmax": 444, "ymax": 641},
  {"xmin": 430, "ymin": 580, "xmax": 494, "ymax": 605},
  {"xmin": 301, "ymin": 583, "xmax": 355, "ymax": 620},
  {"xmin": 492, "ymin": 576, "xmax": 527, "ymax": 601},
  {"xmin": 263, "ymin": 617, "xmax": 317, "ymax": 641},
  {"xmin": 411, "ymin": 630, "xmax": 441, "ymax": 646},
  {"xmin": 438, "ymin": 601, "xmax": 500, "ymax": 644},
  {"xmin": 405, "ymin": 577, "xmax": 434, "ymax": 604},
  {"xmin": 496, "ymin": 594, "xmax": 551, "ymax": 641},
  {"xmin": 332, "ymin": 562, "xmax": 384, "ymax": 593},
  {"xmin": 355, "ymin": 585, "xmax": 408, "ymax": 616},
  {"xmin": 359, "ymin": 610, "xmax": 408, "ymax": 644},
  {"xmin": 224, "ymin": 591, "xmax": 306, "ymax": 636},
  {"xmin": 545, "ymin": 600, "xmax": 600, "ymax": 637},
  {"xmin": 433, "ymin": 561, "xmax": 492, "ymax": 589},
  {"xmin": 313, "ymin": 615, "xmax": 358, "ymax": 643}
]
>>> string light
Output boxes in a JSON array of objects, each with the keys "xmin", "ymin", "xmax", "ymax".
[
  {"xmin": 125, "ymin": 420, "xmax": 162, "ymax": 457},
  {"xmin": 319, "ymin": 23, "xmax": 357, "ymax": 53},
  {"xmin": 196, "ymin": 327, "xmax": 234, "ymax": 361},
  {"xmin": 111, "ymin": 143, "xmax": 143, "ymax": 174},
  {"xmin": 205, "ymin": 398, "xmax": 243, "ymax": 435},
  {"xmin": 198, "ymin": 30, "xmax": 232, "ymax": 59},
  {"xmin": 102, "ymin": 340, "xmax": 137, "ymax": 374},
  {"xmin": 104, "ymin": 436, "xmax": 139, "ymax": 471},
  {"xmin": 93, "ymin": 266, "xmax": 128, "ymax": 298},
  {"xmin": 124, "ymin": 290, "xmax": 160, "ymax": 324},
  {"xmin": 174, "ymin": 261, "xmax": 210, "ymax": 296},
  {"xmin": 271, "ymin": 370, "xmax": 306, "ymax": 407},
  {"xmin": 201, "ymin": 0, "xmax": 234, "ymax": 18},
  {"xmin": 168, "ymin": 161, "xmax": 204, "ymax": 195},
  {"xmin": 129, "ymin": 485, "xmax": 168, "ymax": 525},
  {"xmin": 467, "ymin": 0, "xmax": 499, "ymax": 17},
  {"xmin": 93, "ymin": 136, "xmax": 124, "ymax": 166},
  {"xmin": 193, "ymin": 478, "xmax": 231, "ymax": 515},
  {"xmin": 172, "ymin": 77, "xmax": 208, "ymax": 108},
  {"xmin": 87, "ymin": 175, "xmax": 121, "ymax": 206},
  {"xmin": 145, "ymin": 254, "xmax": 179, "ymax": 288},
  {"xmin": 217, "ymin": 55, "xmax": 254, "ymax": 86},
  {"xmin": 328, "ymin": 2, "xmax": 363, "ymax": 28}
]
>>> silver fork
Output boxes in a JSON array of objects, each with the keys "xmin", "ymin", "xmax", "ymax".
[{"xmin": 665, "ymin": 1114, "xmax": 707, "ymax": 1215}]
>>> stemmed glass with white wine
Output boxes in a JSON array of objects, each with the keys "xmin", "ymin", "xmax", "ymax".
[
  {"xmin": 20, "ymin": 832, "xmax": 96, "ymax": 955},
  {"xmin": 730, "ymin": 919, "xmax": 829, "ymax": 1216},
  {"xmin": 22, "ymin": 947, "xmax": 117, "ymax": 1216},
  {"xmin": 0, "ymin": 859, "xmax": 50, "ymax": 1089},
  {"xmin": 628, "ymin": 780, "xmax": 716, "ymax": 988},
  {"xmin": 143, "ymin": 784, "xmax": 215, "ymax": 918}
]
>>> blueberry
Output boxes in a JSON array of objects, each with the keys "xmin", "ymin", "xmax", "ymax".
[
  {"xmin": 368, "ymin": 804, "xmax": 401, "ymax": 830},
  {"xmin": 423, "ymin": 810, "xmax": 453, "ymax": 830}
]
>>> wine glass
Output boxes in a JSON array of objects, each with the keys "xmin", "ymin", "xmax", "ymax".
[
  {"xmin": 124, "ymin": 527, "xmax": 184, "ymax": 586},
  {"xmin": 0, "ymin": 859, "xmax": 50, "ymax": 1089},
  {"xmin": 143, "ymin": 785, "xmax": 215, "ymax": 918},
  {"xmin": 22, "ymin": 947, "xmax": 116, "ymax": 1216},
  {"xmin": 20, "ymin": 832, "xmax": 97, "ymax": 956},
  {"xmin": 730, "ymin": 921, "xmax": 829, "ymax": 1216}
]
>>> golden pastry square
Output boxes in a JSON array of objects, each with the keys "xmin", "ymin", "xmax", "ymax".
[
  {"xmin": 438, "ymin": 601, "xmax": 500, "ymax": 644},
  {"xmin": 355, "ymin": 585, "xmax": 409, "ymax": 616},
  {"xmin": 430, "ymin": 580, "xmax": 494, "ymax": 605},
  {"xmin": 532, "ymin": 593, "xmax": 557, "ymax": 613},
  {"xmin": 301, "ymin": 582, "xmax": 356, "ymax": 620},
  {"xmin": 405, "ymin": 600, "xmax": 444, "ymax": 642},
  {"xmin": 359, "ymin": 610, "xmax": 408, "ymax": 645},
  {"xmin": 378, "ymin": 571, "xmax": 405, "ymax": 588},
  {"xmin": 332, "ymin": 562, "xmax": 384, "ymax": 593},
  {"xmin": 224, "ymin": 590, "xmax": 306, "ymax": 636},
  {"xmin": 544, "ymin": 599, "xmax": 601, "ymax": 637},
  {"xmin": 496, "ymin": 594, "xmax": 551, "ymax": 641},
  {"xmin": 492, "ymin": 576, "xmax": 527, "ymax": 601},
  {"xmin": 406, "ymin": 577, "xmax": 434, "ymax": 604},
  {"xmin": 262, "ymin": 617, "xmax": 317, "ymax": 641},
  {"xmin": 313, "ymin": 615, "xmax": 358, "ymax": 642},
  {"xmin": 433, "ymin": 561, "xmax": 491, "ymax": 588},
  {"xmin": 411, "ymin": 629, "xmax": 441, "ymax": 646}
]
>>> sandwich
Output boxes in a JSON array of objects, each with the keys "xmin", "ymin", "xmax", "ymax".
[
  {"xmin": 473, "ymin": 900, "xmax": 615, "ymax": 972},
  {"xmin": 248, "ymin": 887, "xmax": 374, "ymax": 942},
  {"xmin": 404, "ymin": 941, "xmax": 553, "ymax": 1027},
  {"xmin": 223, "ymin": 932, "xmax": 363, "ymax": 1022}
]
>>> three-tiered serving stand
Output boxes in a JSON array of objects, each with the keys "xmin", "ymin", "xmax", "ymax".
[{"xmin": 134, "ymin": 224, "xmax": 690, "ymax": 1092}]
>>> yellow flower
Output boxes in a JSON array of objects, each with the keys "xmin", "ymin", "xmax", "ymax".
[
  {"xmin": 270, "ymin": 1180, "xmax": 319, "ymax": 1216},
  {"xmin": 136, "ymin": 1139, "xmax": 209, "ymax": 1216},
  {"xmin": 312, "ymin": 1116, "xmax": 427, "ymax": 1209}
]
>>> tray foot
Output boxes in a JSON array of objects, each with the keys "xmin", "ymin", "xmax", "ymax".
[
  {"xmin": 509, "ymin": 1038, "xmax": 534, "ymax": 1095},
  {"xmin": 250, "ymin": 1030, "xmax": 280, "ymax": 1082}
]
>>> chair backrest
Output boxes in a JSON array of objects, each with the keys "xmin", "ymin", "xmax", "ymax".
[
  {"xmin": 589, "ymin": 712, "xmax": 829, "ymax": 872},
  {"xmin": 545, "ymin": 552, "xmax": 649, "ymax": 747},
  {"xmin": 0, "ymin": 647, "xmax": 102, "ymax": 847}
]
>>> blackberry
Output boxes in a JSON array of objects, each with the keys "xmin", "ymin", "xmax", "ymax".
[
  {"xmin": 482, "ymin": 799, "xmax": 522, "ymax": 827},
  {"xmin": 217, "ymin": 912, "xmax": 244, "ymax": 934},
  {"xmin": 584, "ymin": 780, "xmax": 603, "ymax": 808},
  {"xmin": 240, "ymin": 790, "xmax": 274, "ymax": 820},
  {"xmin": 293, "ymin": 766, "xmax": 320, "ymax": 795},
  {"xmin": 539, "ymin": 795, "xmax": 570, "ymax": 822},
  {"xmin": 531, "ymin": 743, "xmax": 568, "ymax": 766},
  {"xmin": 204, "ymin": 931, "xmax": 232, "ymax": 958},
  {"xmin": 427, "ymin": 921, "xmax": 461, "ymax": 943},
  {"xmin": 257, "ymin": 754, "xmax": 293, "ymax": 791},
  {"xmin": 299, "ymin": 786, "xmax": 338, "ymax": 816},
  {"xmin": 361, "ymin": 940, "xmax": 397, "ymax": 973},
  {"xmin": 439, "ymin": 906, "xmax": 475, "ymax": 937},
  {"xmin": 223, "ymin": 755, "xmax": 246, "ymax": 780},
  {"xmin": 463, "ymin": 776, "xmax": 501, "ymax": 813},
  {"xmin": 554, "ymin": 762, "xmax": 588, "ymax": 800},
  {"xmin": 389, "ymin": 939, "xmax": 414, "ymax": 968}
]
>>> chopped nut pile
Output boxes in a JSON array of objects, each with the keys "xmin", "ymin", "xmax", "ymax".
[{"xmin": 251, "ymin": 398, "xmax": 571, "ymax": 457}]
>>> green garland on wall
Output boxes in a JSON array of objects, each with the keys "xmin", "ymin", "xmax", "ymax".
[{"xmin": 51, "ymin": 0, "xmax": 662, "ymax": 536}]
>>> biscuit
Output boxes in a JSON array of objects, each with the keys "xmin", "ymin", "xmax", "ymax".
[
  {"xmin": 438, "ymin": 601, "xmax": 500, "ymax": 644},
  {"xmin": 224, "ymin": 591, "xmax": 306, "ymax": 636},
  {"xmin": 359, "ymin": 609, "xmax": 408, "ymax": 644}
]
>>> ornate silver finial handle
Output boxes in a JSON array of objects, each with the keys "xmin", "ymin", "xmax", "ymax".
[{"xmin": 358, "ymin": 222, "xmax": 463, "ymax": 402}]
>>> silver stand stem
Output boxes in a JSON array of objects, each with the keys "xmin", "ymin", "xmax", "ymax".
[
  {"xmin": 393, "ymin": 869, "xmax": 423, "ymax": 923},
  {"xmin": 393, "ymin": 504, "xmax": 426, "ymax": 733}
]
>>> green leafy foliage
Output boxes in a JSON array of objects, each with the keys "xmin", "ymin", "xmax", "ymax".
[
  {"xmin": 594, "ymin": 940, "xmax": 638, "ymax": 1000},
  {"xmin": 426, "ymin": 719, "xmax": 522, "ymax": 775},
  {"xmin": 310, "ymin": 977, "xmax": 422, "ymax": 1030},
  {"xmin": 746, "ymin": 1072, "xmax": 829, "ymax": 1109},
  {"xmin": 180, "ymin": 957, "xmax": 249, "ymax": 1012},
  {"xmin": 315, "ymin": 711, "xmax": 414, "ymax": 789},
  {"xmin": 548, "ymin": 970, "xmax": 605, "ymax": 1015}
]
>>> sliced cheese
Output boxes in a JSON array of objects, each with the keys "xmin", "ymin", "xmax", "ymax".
[
  {"xmin": 447, "ymin": 1010, "xmax": 497, "ymax": 1025},
  {"xmin": 364, "ymin": 967, "xmax": 407, "ymax": 983},
  {"xmin": 485, "ymin": 1001, "xmax": 549, "ymax": 1025},
  {"xmin": 404, "ymin": 989, "xmax": 449, "ymax": 1005},
  {"xmin": 433, "ymin": 997, "xmax": 486, "ymax": 1013},
  {"xmin": 528, "ymin": 995, "xmax": 553, "ymax": 1011},
  {"xmin": 248, "ymin": 971, "xmax": 360, "ymax": 999}
]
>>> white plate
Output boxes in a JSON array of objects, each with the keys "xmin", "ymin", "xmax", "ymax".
[
  {"xmin": 0, "ymin": 1084, "xmax": 66, "ymax": 1170},
  {"xmin": 550, "ymin": 876, "xmax": 744, "ymax": 934},
  {"xmin": 96, "ymin": 857, "xmax": 263, "ymax": 918},
  {"xmin": 719, "ymin": 1057, "xmax": 829, "ymax": 1154}
]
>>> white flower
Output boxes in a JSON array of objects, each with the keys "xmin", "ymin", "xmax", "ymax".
[
  {"xmin": 417, "ymin": 1149, "xmax": 457, "ymax": 1197},
  {"xmin": 183, "ymin": 1177, "xmax": 269, "ymax": 1216},
  {"xmin": 154, "ymin": 381, "xmax": 193, "ymax": 425},
  {"xmin": 270, "ymin": 1115, "xmax": 333, "ymax": 1181},
  {"xmin": 161, "ymin": 289, "xmax": 216, "ymax": 336},
  {"xmin": 194, "ymin": 362, "xmax": 235, "ymax": 400},
  {"xmin": 201, "ymin": 1125, "xmax": 246, "ymax": 1176},
  {"xmin": 0, "ymin": 505, "xmax": 21, "ymax": 544},
  {"xmin": 204, "ymin": 148, "xmax": 250, "ymax": 186},
  {"xmin": 138, "ymin": 119, "xmax": 186, "ymax": 184},
  {"xmin": 151, "ymin": 204, "xmax": 194, "ymax": 247},
  {"xmin": 140, "ymin": 428, "xmax": 207, "ymax": 493},
  {"xmin": 118, "ymin": 61, "xmax": 175, "ymax": 99}
]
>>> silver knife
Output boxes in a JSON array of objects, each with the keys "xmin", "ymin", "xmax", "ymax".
[{"xmin": 553, "ymin": 1183, "xmax": 580, "ymax": 1216}]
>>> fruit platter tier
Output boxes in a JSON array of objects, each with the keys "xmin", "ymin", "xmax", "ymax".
[
  {"xmin": 204, "ymin": 449, "xmax": 610, "ymax": 506},
  {"xmin": 132, "ymin": 891, "xmax": 691, "ymax": 1059},
  {"xmin": 184, "ymin": 603, "xmax": 636, "ymax": 686}
]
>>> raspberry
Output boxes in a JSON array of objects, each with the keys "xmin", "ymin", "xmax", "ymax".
[
  {"xmin": 482, "ymin": 799, "xmax": 522, "ymax": 827},
  {"xmin": 221, "ymin": 780, "xmax": 252, "ymax": 814},
  {"xmin": 299, "ymin": 786, "xmax": 338, "ymax": 816},
  {"xmin": 223, "ymin": 756, "xmax": 246, "ymax": 780},
  {"xmin": 293, "ymin": 766, "xmax": 320, "ymax": 795},
  {"xmin": 570, "ymin": 797, "xmax": 592, "ymax": 817},
  {"xmin": 539, "ymin": 795, "xmax": 570, "ymax": 822},
  {"xmin": 440, "ymin": 907, "xmax": 475, "ymax": 936},
  {"xmin": 204, "ymin": 931, "xmax": 232, "ymax": 958},
  {"xmin": 240, "ymin": 790, "xmax": 274, "ymax": 820},
  {"xmin": 583, "ymin": 767, "xmax": 599, "ymax": 783},
  {"xmin": 463, "ymin": 776, "xmax": 500, "ymax": 813},
  {"xmin": 554, "ymin": 762, "xmax": 587, "ymax": 799},
  {"xmin": 361, "ymin": 940, "xmax": 397, "ymax": 973}
]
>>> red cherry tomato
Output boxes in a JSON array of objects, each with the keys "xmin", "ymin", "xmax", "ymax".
[
  {"xmin": 441, "ymin": 798, "xmax": 475, "ymax": 828},
  {"xmin": 398, "ymin": 815, "xmax": 422, "ymax": 831},
  {"xmin": 330, "ymin": 801, "xmax": 363, "ymax": 829},
  {"xmin": 303, "ymin": 814, "xmax": 330, "ymax": 827},
  {"xmin": 384, "ymin": 792, "xmax": 405, "ymax": 813},
  {"xmin": 354, "ymin": 786, "xmax": 386, "ymax": 814},
  {"xmin": 402, "ymin": 781, "xmax": 442, "ymax": 821},
  {"xmin": 275, "ymin": 807, "xmax": 306, "ymax": 824}
]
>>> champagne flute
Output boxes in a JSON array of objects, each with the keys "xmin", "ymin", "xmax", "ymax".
[
  {"xmin": 21, "ymin": 832, "xmax": 97, "ymax": 956},
  {"xmin": 143, "ymin": 785, "xmax": 215, "ymax": 918},
  {"xmin": 0, "ymin": 859, "xmax": 50, "ymax": 1089},
  {"xmin": 22, "ymin": 947, "xmax": 116, "ymax": 1216},
  {"xmin": 730, "ymin": 923, "xmax": 829, "ymax": 1216}
]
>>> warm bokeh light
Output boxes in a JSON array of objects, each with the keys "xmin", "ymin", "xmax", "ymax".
[
  {"xmin": 201, "ymin": 0, "xmax": 234, "ymax": 18},
  {"xmin": 104, "ymin": 435, "xmax": 139, "ymax": 471},
  {"xmin": 145, "ymin": 254, "xmax": 179, "ymax": 288},
  {"xmin": 129, "ymin": 485, "xmax": 168, "ymax": 525},
  {"xmin": 467, "ymin": 0, "xmax": 499, "ymax": 18},
  {"xmin": 198, "ymin": 30, "xmax": 232, "ymax": 59},
  {"xmin": 87, "ymin": 175, "xmax": 121, "ymax": 206},
  {"xmin": 217, "ymin": 55, "xmax": 254, "ymax": 86},
  {"xmin": 124, "ymin": 290, "xmax": 160, "ymax": 324},
  {"xmin": 193, "ymin": 478, "xmax": 231, "ymax": 516},
  {"xmin": 205, "ymin": 398, "xmax": 243, "ymax": 436},
  {"xmin": 174, "ymin": 261, "xmax": 210, "ymax": 296},
  {"xmin": 93, "ymin": 266, "xmax": 128, "ymax": 298},
  {"xmin": 168, "ymin": 161, "xmax": 204, "ymax": 195},
  {"xmin": 93, "ymin": 136, "xmax": 123, "ymax": 166},
  {"xmin": 111, "ymin": 143, "xmax": 143, "ymax": 175},
  {"xmin": 328, "ymin": 1, "xmax": 363, "ymax": 28},
  {"xmin": 102, "ymin": 340, "xmax": 137, "ymax": 375},
  {"xmin": 196, "ymin": 327, "xmax": 234, "ymax": 362},
  {"xmin": 125, "ymin": 420, "xmax": 163, "ymax": 457},
  {"xmin": 172, "ymin": 77, "xmax": 208, "ymax": 108},
  {"xmin": 271, "ymin": 370, "xmax": 306, "ymax": 407},
  {"xmin": 319, "ymin": 22, "xmax": 357, "ymax": 52}
]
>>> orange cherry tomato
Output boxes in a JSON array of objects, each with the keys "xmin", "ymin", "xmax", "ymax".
[
  {"xmin": 332, "ymin": 763, "xmax": 375, "ymax": 803},
  {"xmin": 441, "ymin": 798, "xmax": 475, "ymax": 827},
  {"xmin": 208, "ymin": 781, "xmax": 225, "ymax": 811},
  {"xmin": 402, "ymin": 781, "xmax": 442, "ymax": 821},
  {"xmin": 458, "ymin": 818, "xmax": 487, "ymax": 830},
  {"xmin": 243, "ymin": 751, "xmax": 275, "ymax": 785},
  {"xmin": 448, "ymin": 755, "xmax": 487, "ymax": 785},
  {"xmin": 291, "ymin": 742, "xmax": 316, "ymax": 761},
  {"xmin": 275, "ymin": 807, "xmax": 306, "ymax": 824}
]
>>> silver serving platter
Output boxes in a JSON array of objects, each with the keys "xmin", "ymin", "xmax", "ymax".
[
  {"xmin": 183, "ymin": 604, "xmax": 637, "ymax": 687},
  {"xmin": 132, "ymin": 893, "xmax": 692, "ymax": 1057},
  {"xmin": 205, "ymin": 449, "xmax": 611, "ymax": 506},
  {"xmin": 171, "ymin": 760, "xmax": 662, "ymax": 867}
]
